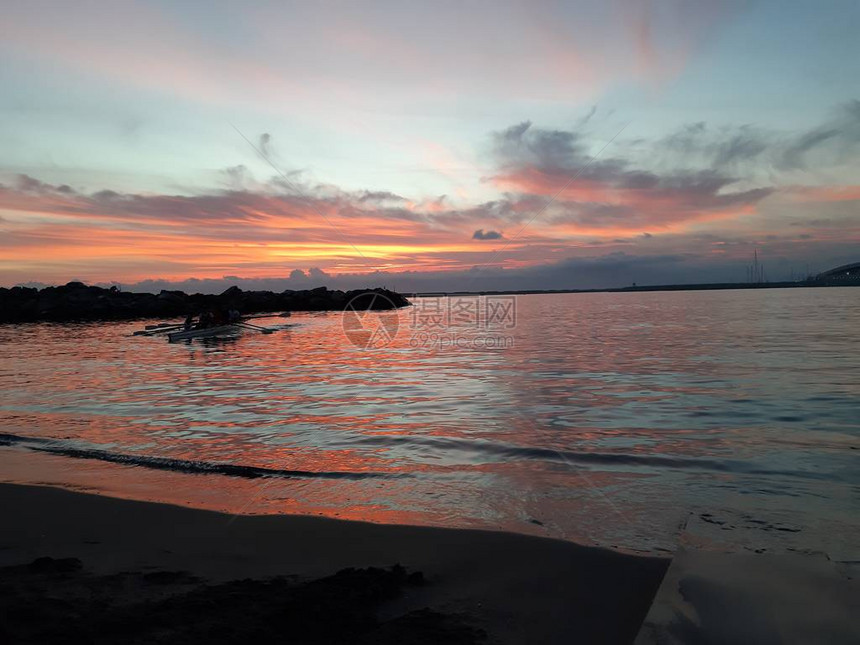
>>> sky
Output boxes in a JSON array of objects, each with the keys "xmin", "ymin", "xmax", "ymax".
[{"xmin": 1, "ymin": 0, "xmax": 858, "ymax": 292}]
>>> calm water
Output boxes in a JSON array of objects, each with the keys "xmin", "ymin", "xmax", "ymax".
[{"xmin": 1, "ymin": 289, "xmax": 857, "ymax": 557}]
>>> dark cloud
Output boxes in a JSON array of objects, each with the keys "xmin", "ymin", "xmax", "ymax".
[
  {"xmin": 660, "ymin": 122, "xmax": 771, "ymax": 168},
  {"xmin": 473, "ymin": 229, "xmax": 503, "ymax": 240},
  {"xmin": 14, "ymin": 174, "xmax": 76, "ymax": 195},
  {"xmin": 489, "ymin": 119, "xmax": 774, "ymax": 231},
  {"xmin": 2, "ymin": 183, "xmax": 313, "ymax": 229},
  {"xmin": 659, "ymin": 100, "xmax": 860, "ymax": 171},
  {"xmin": 492, "ymin": 120, "xmax": 598, "ymax": 177},
  {"xmin": 620, "ymin": 170, "xmax": 660, "ymax": 189},
  {"xmin": 577, "ymin": 105, "xmax": 597, "ymax": 127},
  {"xmin": 781, "ymin": 128, "xmax": 839, "ymax": 169},
  {"xmin": 16, "ymin": 174, "xmax": 51, "ymax": 193},
  {"xmin": 356, "ymin": 190, "xmax": 404, "ymax": 203},
  {"xmin": 713, "ymin": 128, "xmax": 769, "ymax": 166},
  {"xmin": 780, "ymin": 100, "xmax": 860, "ymax": 168},
  {"xmin": 498, "ymin": 121, "xmax": 531, "ymax": 142},
  {"xmin": 223, "ymin": 164, "xmax": 249, "ymax": 188},
  {"xmin": 662, "ymin": 121, "xmax": 707, "ymax": 155},
  {"xmin": 259, "ymin": 132, "xmax": 273, "ymax": 158}
]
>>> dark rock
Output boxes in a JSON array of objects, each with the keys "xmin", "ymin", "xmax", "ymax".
[
  {"xmin": 27, "ymin": 557, "xmax": 83, "ymax": 574},
  {"xmin": 157, "ymin": 290, "xmax": 186, "ymax": 303},
  {"xmin": 0, "ymin": 561, "xmax": 484, "ymax": 644},
  {"xmin": 220, "ymin": 285, "xmax": 243, "ymax": 298},
  {"xmin": 406, "ymin": 570, "xmax": 425, "ymax": 586},
  {"xmin": 0, "ymin": 283, "xmax": 411, "ymax": 323},
  {"xmin": 142, "ymin": 570, "xmax": 200, "ymax": 585}
]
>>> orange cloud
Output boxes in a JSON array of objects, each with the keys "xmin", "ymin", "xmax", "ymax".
[{"xmin": 0, "ymin": 175, "xmax": 526, "ymax": 283}]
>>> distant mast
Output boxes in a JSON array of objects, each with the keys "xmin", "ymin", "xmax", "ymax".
[{"xmin": 746, "ymin": 249, "xmax": 765, "ymax": 284}]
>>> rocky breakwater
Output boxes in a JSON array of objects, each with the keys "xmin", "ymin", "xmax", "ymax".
[{"xmin": 0, "ymin": 282, "xmax": 411, "ymax": 323}]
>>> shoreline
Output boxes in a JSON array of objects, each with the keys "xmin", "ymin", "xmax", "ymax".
[
  {"xmin": 0, "ymin": 483, "xmax": 668, "ymax": 644},
  {"xmin": 411, "ymin": 281, "xmax": 858, "ymax": 298}
]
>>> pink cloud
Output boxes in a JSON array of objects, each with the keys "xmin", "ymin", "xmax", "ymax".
[{"xmin": 786, "ymin": 185, "xmax": 860, "ymax": 203}]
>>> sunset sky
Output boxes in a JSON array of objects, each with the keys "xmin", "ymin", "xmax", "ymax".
[{"xmin": 1, "ymin": 0, "xmax": 858, "ymax": 292}]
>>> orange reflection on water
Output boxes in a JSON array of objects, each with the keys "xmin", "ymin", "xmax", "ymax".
[{"xmin": 1, "ymin": 288, "xmax": 859, "ymax": 554}]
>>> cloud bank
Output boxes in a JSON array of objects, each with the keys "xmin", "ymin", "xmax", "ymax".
[{"xmin": 2, "ymin": 104, "xmax": 859, "ymax": 290}]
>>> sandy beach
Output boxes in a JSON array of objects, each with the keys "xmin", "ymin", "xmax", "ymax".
[{"xmin": 0, "ymin": 483, "xmax": 668, "ymax": 644}]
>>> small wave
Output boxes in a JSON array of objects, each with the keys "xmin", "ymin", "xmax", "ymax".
[
  {"xmin": 0, "ymin": 433, "xmax": 395, "ymax": 481},
  {"xmin": 0, "ymin": 432, "xmax": 52, "ymax": 445},
  {"xmin": 2, "ymin": 431, "xmax": 842, "ymax": 484},
  {"xmin": 343, "ymin": 435, "xmax": 842, "ymax": 482}
]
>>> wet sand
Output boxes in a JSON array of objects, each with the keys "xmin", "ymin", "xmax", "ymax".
[{"xmin": 0, "ymin": 484, "xmax": 667, "ymax": 644}]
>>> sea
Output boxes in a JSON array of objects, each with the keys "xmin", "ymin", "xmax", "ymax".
[{"xmin": 1, "ymin": 288, "xmax": 857, "ymax": 559}]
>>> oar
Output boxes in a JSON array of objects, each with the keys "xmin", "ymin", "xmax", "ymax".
[
  {"xmin": 242, "ymin": 312, "xmax": 291, "ymax": 320},
  {"xmin": 234, "ymin": 321, "xmax": 274, "ymax": 334},
  {"xmin": 133, "ymin": 324, "xmax": 184, "ymax": 336},
  {"xmin": 144, "ymin": 322, "xmax": 180, "ymax": 330}
]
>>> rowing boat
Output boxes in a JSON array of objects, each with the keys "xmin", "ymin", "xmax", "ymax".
[
  {"xmin": 167, "ymin": 324, "xmax": 238, "ymax": 342},
  {"xmin": 131, "ymin": 317, "xmax": 279, "ymax": 341}
]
